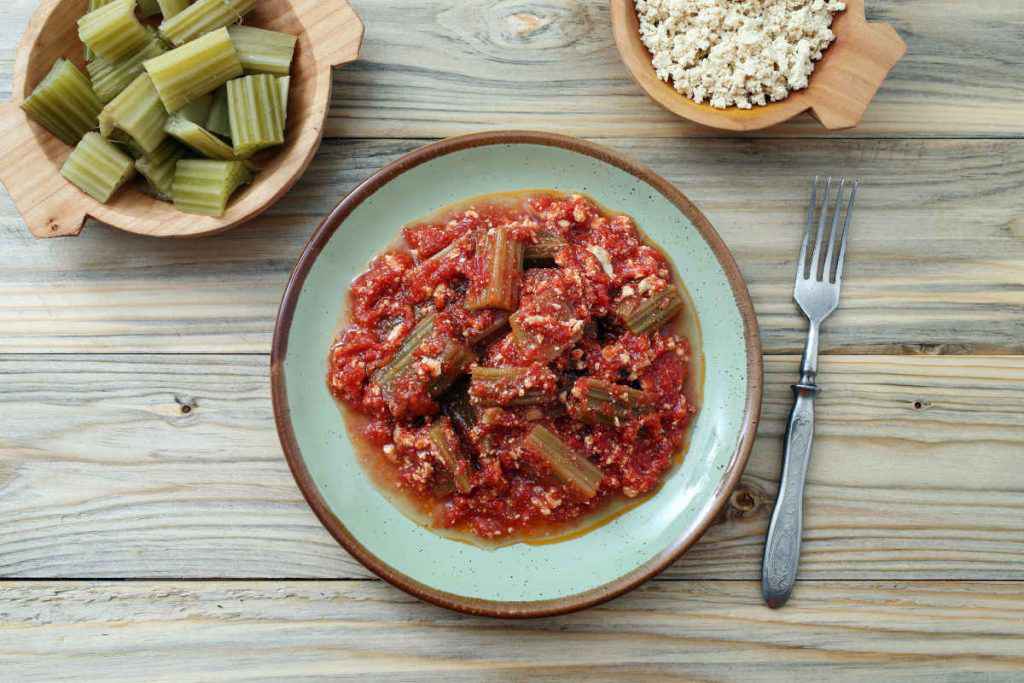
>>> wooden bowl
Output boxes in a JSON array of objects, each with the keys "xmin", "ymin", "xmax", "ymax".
[
  {"xmin": 0, "ymin": 0, "xmax": 364, "ymax": 238},
  {"xmin": 611, "ymin": 0, "xmax": 906, "ymax": 132}
]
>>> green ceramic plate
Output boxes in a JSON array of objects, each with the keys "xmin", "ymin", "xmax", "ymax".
[{"xmin": 272, "ymin": 132, "xmax": 762, "ymax": 617}]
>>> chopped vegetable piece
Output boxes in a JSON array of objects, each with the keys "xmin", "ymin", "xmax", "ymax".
[
  {"xmin": 177, "ymin": 93, "xmax": 213, "ymax": 125},
  {"xmin": 156, "ymin": 0, "xmax": 191, "ymax": 19},
  {"xmin": 426, "ymin": 341, "xmax": 477, "ymax": 398},
  {"xmin": 277, "ymin": 76, "xmax": 290, "ymax": 128},
  {"xmin": 61, "ymin": 132, "xmax": 136, "ymax": 202},
  {"xmin": 467, "ymin": 228, "xmax": 524, "ymax": 311},
  {"xmin": 85, "ymin": 0, "xmax": 123, "ymax": 59},
  {"xmin": 109, "ymin": 129, "xmax": 147, "ymax": 158},
  {"xmin": 159, "ymin": 0, "xmax": 255, "ymax": 46},
  {"xmin": 428, "ymin": 419, "xmax": 472, "ymax": 494},
  {"xmin": 21, "ymin": 59, "xmax": 102, "ymax": 146},
  {"xmin": 372, "ymin": 313, "xmax": 437, "ymax": 392},
  {"xmin": 144, "ymin": 27, "xmax": 243, "ymax": 112},
  {"xmin": 137, "ymin": 0, "xmax": 162, "ymax": 18},
  {"xmin": 465, "ymin": 311, "xmax": 509, "ymax": 346},
  {"xmin": 616, "ymin": 286, "xmax": 684, "ymax": 334},
  {"xmin": 522, "ymin": 425, "xmax": 603, "ymax": 499},
  {"xmin": 443, "ymin": 381, "xmax": 478, "ymax": 437},
  {"xmin": 205, "ymin": 86, "xmax": 231, "ymax": 138},
  {"xmin": 135, "ymin": 137, "xmax": 184, "ymax": 199},
  {"xmin": 569, "ymin": 378, "xmax": 651, "ymax": 427},
  {"xmin": 226, "ymin": 74, "xmax": 285, "ymax": 157},
  {"xmin": 164, "ymin": 114, "xmax": 234, "ymax": 159},
  {"xmin": 524, "ymin": 230, "xmax": 567, "ymax": 264},
  {"xmin": 228, "ymin": 26, "xmax": 297, "ymax": 76},
  {"xmin": 469, "ymin": 366, "xmax": 555, "ymax": 407},
  {"xmin": 88, "ymin": 33, "xmax": 168, "ymax": 103},
  {"xmin": 98, "ymin": 73, "xmax": 168, "ymax": 154},
  {"xmin": 79, "ymin": 0, "xmax": 149, "ymax": 62},
  {"xmin": 371, "ymin": 316, "xmax": 475, "ymax": 417},
  {"xmin": 172, "ymin": 159, "xmax": 251, "ymax": 216}
]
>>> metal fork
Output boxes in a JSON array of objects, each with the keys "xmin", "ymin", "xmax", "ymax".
[{"xmin": 761, "ymin": 176, "xmax": 859, "ymax": 609}]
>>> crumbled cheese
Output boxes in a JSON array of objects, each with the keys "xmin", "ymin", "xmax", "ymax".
[
  {"xmin": 638, "ymin": 275, "xmax": 663, "ymax": 294},
  {"xmin": 635, "ymin": 0, "xmax": 846, "ymax": 109},
  {"xmin": 419, "ymin": 357, "xmax": 442, "ymax": 377},
  {"xmin": 587, "ymin": 245, "xmax": 615, "ymax": 277},
  {"xmin": 386, "ymin": 323, "xmax": 407, "ymax": 343}
]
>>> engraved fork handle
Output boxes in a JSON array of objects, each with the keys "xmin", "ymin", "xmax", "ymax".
[{"xmin": 762, "ymin": 321, "xmax": 820, "ymax": 609}]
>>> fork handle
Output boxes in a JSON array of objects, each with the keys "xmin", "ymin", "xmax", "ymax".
[{"xmin": 762, "ymin": 383, "xmax": 817, "ymax": 608}]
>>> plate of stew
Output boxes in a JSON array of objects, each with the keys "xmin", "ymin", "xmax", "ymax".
[{"xmin": 272, "ymin": 131, "xmax": 762, "ymax": 617}]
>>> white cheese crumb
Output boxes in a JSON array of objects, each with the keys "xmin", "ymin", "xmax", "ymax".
[
  {"xmin": 586, "ymin": 245, "xmax": 615, "ymax": 277},
  {"xmin": 635, "ymin": 0, "xmax": 846, "ymax": 109}
]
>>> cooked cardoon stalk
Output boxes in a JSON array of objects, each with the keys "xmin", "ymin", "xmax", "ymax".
[
  {"xmin": 524, "ymin": 230, "xmax": 567, "ymax": 264},
  {"xmin": 226, "ymin": 74, "xmax": 285, "ymax": 157},
  {"xmin": 428, "ymin": 419, "xmax": 472, "ymax": 494},
  {"xmin": 144, "ymin": 27, "xmax": 243, "ymax": 112},
  {"xmin": 79, "ymin": 0, "xmax": 149, "ymax": 62},
  {"xmin": 426, "ymin": 342, "xmax": 477, "ymax": 398},
  {"xmin": 159, "ymin": 0, "xmax": 256, "ymax": 46},
  {"xmin": 172, "ymin": 159, "xmax": 251, "ymax": 216},
  {"xmin": 137, "ymin": 0, "xmax": 162, "ymax": 17},
  {"xmin": 617, "ymin": 286, "xmax": 684, "ymax": 334},
  {"xmin": 570, "ymin": 378, "xmax": 651, "ymax": 427},
  {"xmin": 228, "ymin": 26, "xmax": 297, "ymax": 76},
  {"xmin": 85, "ymin": 0, "xmax": 116, "ymax": 59},
  {"xmin": 443, "ymin": 381, "xmax": 478, "ymax": 436},
  {"xmin": 164, "ymin": 114, "xmax": 235, "ymax": 159},
  {"xmin": 99, "ymin": 73, "xmax": 168, "ymax": 154},
  {"xmin": 277, "ymin": 76, "xmax": 290, "ymax": 128},
  {"xmin": 372, "ymin": 312, "xmax": 437, "ymax": 392},
  {"xmin": 470, "ymin": 366, "xmax": 554, "ymax": 407},
  {"xmin": 465, "ymin": 311, "xmax": 509, "ymax": 346},
  {"xmin": 109, "ymin": 130, "xmax": 147, "ymax": 158},
  {"xmin": 88, "ymin": 34, "xmax": 168, "ymax": 103},
  {"xmin": 522, "ymin": 426, "xmax": 603, "ymax": 499},
  {"xmin": 21, "ymin": 59, "xmax": 102, "ymax": 146},
  {"xmin": 61, "ymin": 132, "xmax": 136, "ymax": 203},
  {"xmin": 135, "ymin": 138, "xmax": 184, "ymax": 199},
  {"xmin": 156, "ymin": 0, "xmax": 191, "ymax": 18},
  {"xmin": 205, "ymin": 86, "xmax": 231, "ymax": 137},
  {"xmin": 467, "ymin": 228, "xmax": 524, "ymax": 311},
  {"xmin": 176, "ymin": 93, "xmax": 214, "ymax": 125}
]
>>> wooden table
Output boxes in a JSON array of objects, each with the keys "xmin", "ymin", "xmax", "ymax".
[{"xmin": 1, "ymin": 1, "xmax": 1022, "ymax": 680}]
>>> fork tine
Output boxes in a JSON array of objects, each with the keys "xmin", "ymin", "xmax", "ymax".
[
  {"xmin": 825, "ymin": 177, "xmax": 847, "ymax": 282},
  {"xmin": 810, "ymin": 176, "xmax": 832, "ymax": 280},
  {"xmin": 798, "ymin": 176, "xmax": 819, "ymax": 279},
  {"xmin": 834, "ymin": 180, "xmax": 859, "ymax": 284}
]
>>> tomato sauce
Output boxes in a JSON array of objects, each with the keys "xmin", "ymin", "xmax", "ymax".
[{"xmin": 328, "ymin": 191, "xmax": 698, "ymax": 544}]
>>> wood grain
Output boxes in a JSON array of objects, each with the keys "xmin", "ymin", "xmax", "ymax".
[
  {"xmin": 304, "ymin": 0, "xmax": 1018, "ymax": 138},
  {"xmin": 611, "ymin": 0, "xmax": 906, "ymax": 132},
  {"xmin": 1, "ymin": 353, "xmax": 1021, "ymax": 580},
  {"xmin": 0, "ymin": 0, "xmax": 364, "ymax": 238},
  {"xmin": 2, "ymin": 580, "xmax": 1023, "ymax": 681},
  {"xmin": 0, "ymin": 1, "xmax": 1017, "ymax": 140},
  {"xmin": 0, "ymin": 137, "xmax": 1021, "ymax": 354}
]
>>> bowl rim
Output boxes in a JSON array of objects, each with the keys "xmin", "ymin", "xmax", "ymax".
[{"xmin": 270, "ymin": 130, "xmax": 764, "ymax": 618}]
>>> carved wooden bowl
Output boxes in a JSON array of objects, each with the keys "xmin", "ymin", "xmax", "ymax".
[
  {"xmin": 0, "ymin": 0, "xmax": 364, "ymax": 238},
  {"xmin": 611, "ymin": 0, "xmax": 906, "ymax": 132}
]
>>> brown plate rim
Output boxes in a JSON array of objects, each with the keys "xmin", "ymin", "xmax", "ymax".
[{"xmin": 270, "ymin": 130, "xmax": 763, "ymax": 618}]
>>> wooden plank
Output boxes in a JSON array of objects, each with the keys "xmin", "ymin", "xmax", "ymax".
[
  {"xmin": 1, "ymin": 354, "xmax": 1021, "ymax": 580},
  {"xmin": 2, "ymin": 580, "xmax": 1023, "ymax": 681},
  {"xmin": 0, "ymin": 2, "xmax": 1021, "ymax": 139},
  {"xmin": 1, "ymin": 138, "xmax": 1021, "ymax": 355}
]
